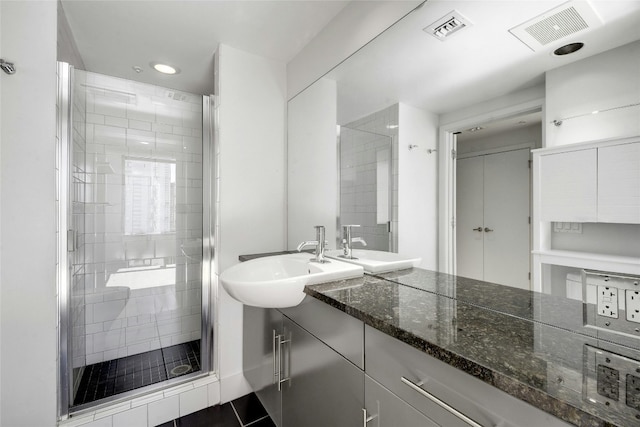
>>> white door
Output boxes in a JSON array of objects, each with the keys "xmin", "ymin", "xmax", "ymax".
[
  {"xmin": 456, "ymin": 148, "xmax": 531, "ymax": 290},
  {"xmin": 456, "ymin": 156, "xmax": 484, "ymax": 281}
]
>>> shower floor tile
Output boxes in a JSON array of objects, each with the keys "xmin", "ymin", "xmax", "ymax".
[{"xmin": 73, "ymin": 340, "xmax": 200, "ymax": 406}]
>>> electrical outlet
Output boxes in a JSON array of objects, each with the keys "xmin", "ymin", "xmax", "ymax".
[
  {"xmin": 626, "ymin": 374, "xmax": 640, "ymax": 411},
  {"xmin": 626, "ymin": 290, "xmax": 640, "ymax": 324},
  {"xmin": 597, "ymin": 364, "xmax": 620, "ymax": 400},
  {"xmin": 597, "ymin": 285, "xmax": 619, "ymax": 318}
]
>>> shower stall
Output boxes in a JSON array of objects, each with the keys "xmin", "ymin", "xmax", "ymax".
[
  {"xmin": 56, "ymin": 63, "xmax": 215, "ymax": 416},
  {"xmin": 339, "ymin": 126, "xmax": 394, "ymax": 251}
]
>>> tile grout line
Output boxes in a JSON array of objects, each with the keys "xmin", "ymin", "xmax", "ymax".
[
  {"xmin": 244, "ymin": 415, "xmax": 270, "ymax": 427},
  {"xmin": 229, "ymin": 401, "xmax": 244, "ymax": 427}
]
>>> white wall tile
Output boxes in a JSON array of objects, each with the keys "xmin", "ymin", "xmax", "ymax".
[
  {"xmin": 147, "ymin": 395, "xmax": 179, "ymax": 427},
  {"xmin": 179, "ymin": 386, "xmax": 208, "ymax": 417},
  {"xmin": 93, "ymin": 300, "xmax": 126, "ymax": 322},
  {"xmin": 83, "ymin": 416, "xmax": 113, "ymax": 427},
  {"xmin": 112, "ymin": 405, "xmax": 147, "ymax": 427}
]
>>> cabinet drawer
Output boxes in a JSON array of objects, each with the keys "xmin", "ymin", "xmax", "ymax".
[
  {"xmin": 279, "ymin": 295, "xmax": 364, "ymax": 368},
  {"xmin": 365, "ymin": 375, "xmax": 438, "ymax": 427},
  {"xmin": 365, "ymin": 326, "xmax": 571, "ymax": 427}
]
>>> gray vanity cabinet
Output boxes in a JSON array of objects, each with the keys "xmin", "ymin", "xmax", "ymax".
[
  {"xmin": 281, "ymin": 316, "xmax": 364, "ymax": 427},
  {"xmin": 365, "ymin": 325, "xmax": 571, "ymax": 427},
  {"xmin": 365, "ymin": 375, "xmax": 439, "ymax": 427},
  {"xmin": 243, "ymin": 306, "xmax": 284, "ymax": 427},
  {"xmin": 243, "ymin": 299, "xmax": 364, "ymax": 427}
]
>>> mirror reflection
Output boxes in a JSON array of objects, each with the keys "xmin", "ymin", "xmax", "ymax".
[{"xmin": 287, "ymin": 0, "xmax": 640, "ymax": 300}]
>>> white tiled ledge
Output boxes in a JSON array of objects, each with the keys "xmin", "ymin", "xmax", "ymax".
[{"xmin": 58, "ymin": 374, "xmax": 220, "ymax": 427}]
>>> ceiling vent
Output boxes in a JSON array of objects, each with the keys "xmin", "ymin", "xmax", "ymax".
[
  {"xmin": 424, "ymin": 10, "xmax": 472, "ymax": 41},
  {"xmin": 509, "ymin": 0, "xmax": 603, "ymax": 51}
]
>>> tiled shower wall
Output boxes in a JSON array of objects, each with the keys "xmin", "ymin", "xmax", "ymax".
[
  {"xmin": 71, "ymin": 70, "xmax": 88, "ymax": 372},
  {"xmin": 340, "ymin": 104, "xmax": 399, "ymax": 251},
  {"xmin": 76, "ymin": 71, "xmax": 203, "ymax": 366}
]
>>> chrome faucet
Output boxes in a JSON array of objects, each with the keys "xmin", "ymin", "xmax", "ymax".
[
  {"xmin": 341, "ymin": 224, "xmax": 367, "ymax": 259},
  {"xmin": 297, "ymin": 225, "xmax": 329, "ymax": 263}
]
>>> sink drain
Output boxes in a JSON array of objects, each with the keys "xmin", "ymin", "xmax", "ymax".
[{"xmin": 170, "ymin": 364, "xmax": 192, "ymax": 376}]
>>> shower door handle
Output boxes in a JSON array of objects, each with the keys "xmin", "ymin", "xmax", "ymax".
[{"xmin": 67, "ymin": 229, "xmax": 77, "ymax": 252}]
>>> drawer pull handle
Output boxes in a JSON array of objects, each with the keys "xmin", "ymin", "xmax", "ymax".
[{"xmin": 401, "ymin": 377, "xmax": 483, "ymax": 427}]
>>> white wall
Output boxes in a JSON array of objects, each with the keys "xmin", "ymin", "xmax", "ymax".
[
  {"xmin": 545, "ymin": 40, "xmax": 640, "ymax": 147},
  {"xmin": 440, "ymin": 85, "xmax": 545, "ymax": 128},
  {"xmin": 457, "ymin": 124, "xmax": 542, "ymax": 156},
  {"xmin": 543, "ymin": 40, "xmax": 640, "ymax": 261},
  {"xmin": 216, "ymin": 44, "xmax": 286, "ymax": 402},
  {"xmin": 0, "ymin": 1, "xmax": 58, "ymax": 426},
  {"xmin": 287, "ymin": 78, "xmax": 337, "ymax": 249},
  {"xmin": 57, "ymin": 1, "xmax": 85, "ymax": 70},
  {"xmin": 287, "ymin": 1, "xmax": 421, "ymax": 99},
  {"xmin": 398, "ymin": 103, "xmax": 438, "ymax": 269},
  {"xmin": 0, "ymin": 2, "xmax": 3, "ymax": 422}
]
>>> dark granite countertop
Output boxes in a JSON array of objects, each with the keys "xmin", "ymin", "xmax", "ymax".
[{"xmin": 305, "ymin": 271, "xmax": 640, "ymax": 427}]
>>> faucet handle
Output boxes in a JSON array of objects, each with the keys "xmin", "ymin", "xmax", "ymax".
[{"xmin": 342, "ymin": 224, "xmax": 360, "ymax": 230}]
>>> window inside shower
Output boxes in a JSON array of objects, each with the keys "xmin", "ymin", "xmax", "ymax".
[{"xmin": 60, "ymin": 67, "xmax": 212, "ymax": 411}]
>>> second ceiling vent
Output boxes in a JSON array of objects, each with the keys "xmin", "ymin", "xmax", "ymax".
[{"xmin": 509, "ymin": 0, "xmax": 603, "ymax": 51}]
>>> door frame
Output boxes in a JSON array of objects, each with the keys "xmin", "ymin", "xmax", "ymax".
[{"xmin": 437, "ymin": 98, "xmax": 544, "ymax": 275}]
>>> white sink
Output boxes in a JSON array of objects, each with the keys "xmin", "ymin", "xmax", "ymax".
[
  {"xmin": 325, "ymin": 249, "xmax": 421, "ymax": 273},
  {"xmin": 220, "ymin": 253, "xmax": 363, "ymax": 308}
]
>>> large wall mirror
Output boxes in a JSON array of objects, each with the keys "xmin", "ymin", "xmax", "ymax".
[{"xmin": 287, "ymin": 0, "xmax": 640, "ymax": 292}]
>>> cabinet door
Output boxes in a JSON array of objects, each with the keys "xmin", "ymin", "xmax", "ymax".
[
  {"xmin": 243, "ymin": 307, "xmax": 283, "ymax": 427},
  {"xmin": 365, "ymin": 375, "xmax": 438, "ymax": 427},
  {"xmin": 282, "ymin": 317, "xmax": 364, "ymax": 427},
  {"xmin": 598, "ymin": 142, "xmax": 640, "ymax": 223},
  {"xmin": 539, "ymin": 149, "xmax": 597, "ymax": 222}
]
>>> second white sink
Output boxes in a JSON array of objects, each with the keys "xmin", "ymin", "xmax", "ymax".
[{"xmin": 325, "ymin": 249, "xmax": 421, "ymax": 273}]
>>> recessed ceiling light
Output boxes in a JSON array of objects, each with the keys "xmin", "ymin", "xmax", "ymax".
[
  {"xmin": 132, "ymin": 66, "xmax": 143, "ymax": 74},
  {"xmin": 386, "ymin": 125, "xmax": 399, "ymax": 129},
  {"xmin": 553, "ymin": 42, "xmax": 584, "ymax": 56},
  {"xmin": 151, "ymin": 62, "xmax": 180, "ymax": 75},
  {"xmin": 467, "ymin": 126, "xmax": 484, "ymax": 132}
]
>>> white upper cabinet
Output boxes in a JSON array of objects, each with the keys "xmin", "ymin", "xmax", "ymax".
[
  {"xmin": 598, "ymin": 142, "xmax": 640, "ymax": 223},
  {"xmin": 539, "ymin": 148, "xmax": 598, "ymax": 222},
  {"xmin": 536, "ymin": 138, "xmax": 640, "ymax": 224}
]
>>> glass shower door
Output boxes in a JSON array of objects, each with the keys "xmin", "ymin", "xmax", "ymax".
[
  {"xmin": 58, "ymin": 65, "xmax": 213, "ymax": 413},
  {"xmin": 339, "ymin": 127, "xmax": 393, "ymax": 251}
]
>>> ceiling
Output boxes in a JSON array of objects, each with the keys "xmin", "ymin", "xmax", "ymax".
[
  {"xmin": 456, "ymin": 111, "xmax": 542, "ymax": 143},
  {"xmin": 61, "ymin": 0, "xmax": 350, "ymax": 95},
  {"xmin": 328, "ymin": 0, "xmax": 640, "ymax": 123}
]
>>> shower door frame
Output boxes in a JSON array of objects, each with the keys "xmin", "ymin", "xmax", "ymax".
[{"xmin": 56, "ymin": 62, "xmax": 217, "ymax": 419}]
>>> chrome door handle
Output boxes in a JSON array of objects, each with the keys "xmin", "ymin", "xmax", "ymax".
[
  {"xmin": 362, "ymin": 408, "xmax": 377, "ymax": 426},
  {"xmin": 272, "ymin": 330, "xmax": 278, "ymax": 384},
  {"xmin": 278, "ymin": 332, "xmax": 291, "ymax": 390},
  {"xmin": 484, "ymin": 227, "xmax": 493, "ymax": 232},
  {"xmin": 472, "ymin": 227, "xmax": 483, "ymax": 232},
  {"xmin": 401, "ymin": 377, "xmax": 482, "ymax": 427},
  {"xmin": 274, "ymin": 332, "xmax": 281, "ymax": 387}
]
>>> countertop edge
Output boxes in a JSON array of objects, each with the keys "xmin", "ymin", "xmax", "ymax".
[{"xmin": 304, "ymin": 287, "xmax": 617, "ymax": 427}]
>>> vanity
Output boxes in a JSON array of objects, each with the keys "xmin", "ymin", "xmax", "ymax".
[{"xmin": 241, "ymin": 259, "xmax": 640, "ymax": 427}]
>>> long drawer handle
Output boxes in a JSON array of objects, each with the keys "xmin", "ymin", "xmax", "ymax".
[
  {"xmin": 278, "ymin": 333, "xmax": 291, "ymax": 390},
  {"xmin": 401, "ymin": 377, "xmax": 483, "ymax": 427},
  {"xmin": 272, "ymin": 330, "xmax": 278, "ymax": 384}
]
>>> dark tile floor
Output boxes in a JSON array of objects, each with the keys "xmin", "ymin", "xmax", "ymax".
[
  {"xmin": 74, "ymin": 340, "xmax": 201, "ymax": 406},
  {"xmin": 157, "ymin": 393, "xmax": 275, "ymax": 427}
]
